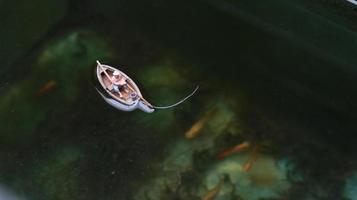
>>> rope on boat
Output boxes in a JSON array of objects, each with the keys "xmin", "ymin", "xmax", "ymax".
[{"xmin": 151, "ymin": 86, "xmax": 199, "ymax": 109}]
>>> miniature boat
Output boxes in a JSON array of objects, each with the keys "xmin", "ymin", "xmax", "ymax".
[
  {"xmin": 94, "ymin": 60, "xmax": 199, "ymax": 113},
  {"xmin": 95, "ymin": 61, "xmax": 155, "ymax": 113}
]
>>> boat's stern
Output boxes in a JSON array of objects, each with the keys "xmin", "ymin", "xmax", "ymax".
[{"xmin": 138, "ymin": 101, "xmax": 155, "ymax": 113}]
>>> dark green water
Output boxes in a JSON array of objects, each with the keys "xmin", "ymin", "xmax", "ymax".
[{"xmin": 1, "ymin": 0, "xmax": 357, "ymax": 199}]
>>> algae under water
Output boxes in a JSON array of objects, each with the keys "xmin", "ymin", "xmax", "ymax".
[{"xmin": 1, "ymin": 0, "xmax": 357, "ymax": 199}]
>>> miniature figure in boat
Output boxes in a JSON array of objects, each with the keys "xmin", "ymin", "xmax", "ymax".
[
  {"xmin": 95, "ymin": 61, "xmax": 198, "ymax": 113},
  {"xmin": 111, "ymin": 70, "xmax": 127, "ymax": 97}
]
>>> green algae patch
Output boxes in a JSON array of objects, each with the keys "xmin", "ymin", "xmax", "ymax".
[
  {"xmin": 0, "ymin": 81, "xmax": 46, "ymax": 144},
  {"xmin": 35, "ymin": 31, "xmax": 113, "ymax": 102},
  {"xmin": 32, "ymin": 147, "xmax": 83, "ymax": 200},
  {"xmin": 130, "ymin": 91, "xmax": 296, "ymax": 200},
  {"xmin": 204, "ymin": 155, "xmax": 291, "ymax": 200},
  {"xmin": 132, "ymin": 59, "xmax": 196, "ymax": 131},
  {"xmin": 137, "ymin": 64, "xmax": 187, "ymax": 87},
  {"xmin": 0, "ymin": 30, "xmax": 113, "ymax": 143}
]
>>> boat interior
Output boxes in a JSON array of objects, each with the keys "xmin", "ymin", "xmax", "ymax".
[{"xmin": 99, "ymin": 68, "xmax": 137, "ymax": 104}]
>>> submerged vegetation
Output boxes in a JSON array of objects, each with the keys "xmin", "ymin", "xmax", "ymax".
[{"xmin": 1, "ymin": 0, "xmax": 357, "ymax": 199}]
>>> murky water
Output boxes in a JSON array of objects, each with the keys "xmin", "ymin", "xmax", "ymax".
[{"xmin": 1, "ymin": 1, "xmax": 357, "ymax": 199}]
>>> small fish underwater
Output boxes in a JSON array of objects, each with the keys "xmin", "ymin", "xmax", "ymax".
[{"xmin": 94, "ymin": 61, "xmax": 199, "ymax": 113}]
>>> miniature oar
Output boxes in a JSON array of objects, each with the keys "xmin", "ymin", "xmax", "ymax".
[
  {"xmin": 97, "ymin": 60, "xmax": 113, "ymax": 85},
  {"xmin": 150, "ymin": 86, "xmax": 199, "ymax": 109}
]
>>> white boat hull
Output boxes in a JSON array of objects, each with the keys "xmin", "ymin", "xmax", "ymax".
[{"xmin": 94, "ymin": 61, "xmax": 155, "ymax": 113}]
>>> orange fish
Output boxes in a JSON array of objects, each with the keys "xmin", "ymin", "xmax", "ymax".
[
  {"xmin": 242, "ymin": 145, "xmax": 259, "ymax": 172},
  {"xmin": 202, "ymin": 177, "xmax": 224, "ymax": 200},
  {"xmin": 185, "ymin": 108, "xmax": 218, "ymax": 139},
  {"xmin": 217, "ymin": 141, "xmax": 250, "ymax": 160},
  {"xmin": 34, "ymin": 80, "xmax": 57, "ymax": 97}
]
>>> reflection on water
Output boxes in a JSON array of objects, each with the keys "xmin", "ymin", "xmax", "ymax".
[{"xmin": 1, "ymin": 1, "xmax": 357, "ymax": 200}]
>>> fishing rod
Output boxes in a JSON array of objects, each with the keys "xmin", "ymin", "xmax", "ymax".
[{"xmin": 150, "ymin": 86, "xmax": 199, "ymax": 109}]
